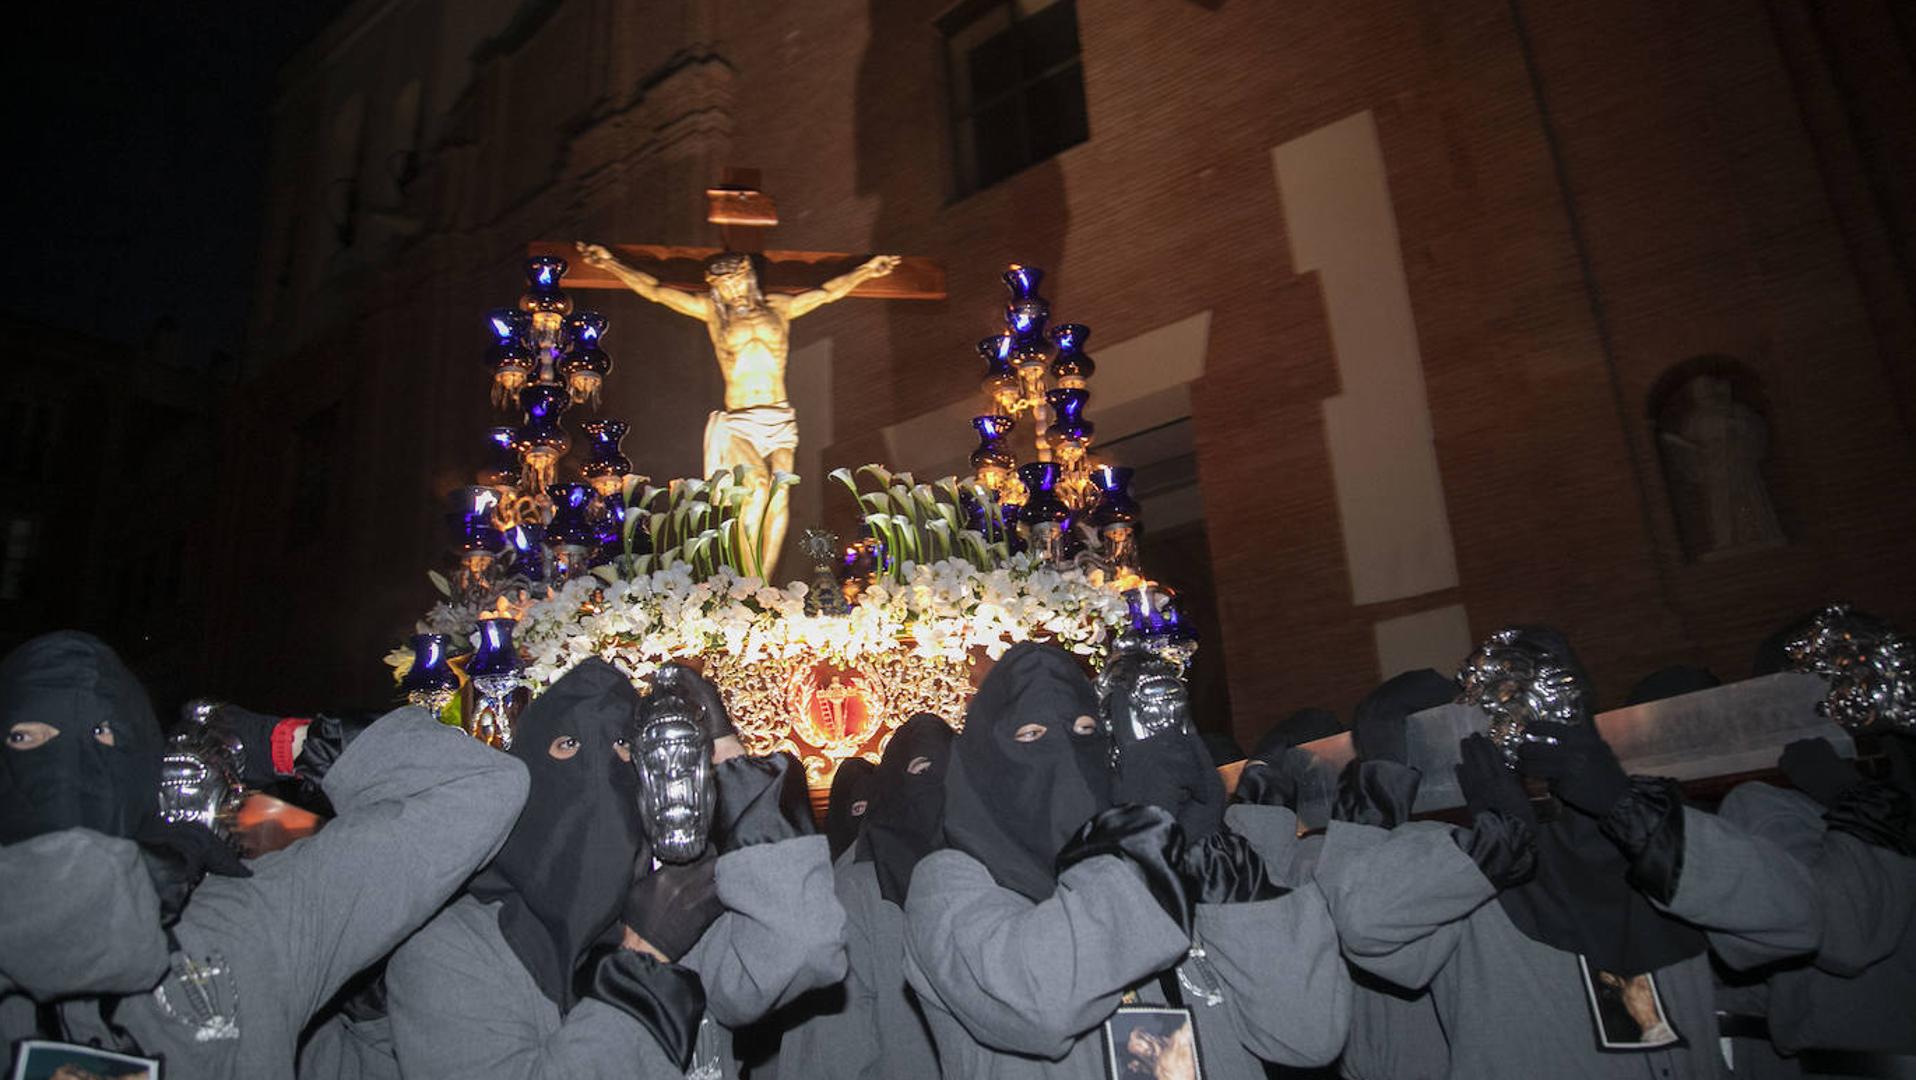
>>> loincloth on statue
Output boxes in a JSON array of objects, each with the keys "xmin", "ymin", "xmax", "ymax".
[{"xmin": 703, "ymin": 401, "xmax": 800, "ymax": 474}]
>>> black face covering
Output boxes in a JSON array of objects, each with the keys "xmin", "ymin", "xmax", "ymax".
[
  {"xmin": 1, "ymin": 632, "xmax": 164, "ymax": 844},
  {"xmin": 1482, "ymin": 632, "xmax": 1707, "ymax": 975},
  {"xmin": 1104, "ymin": 652, "xmax": 1224, "ymax": 839},
  {"xmin": 856, "ymin": 713, "xmax": 954, "ymax": 904},
  {"xmin": 470, "ymin": 657, "xmax": 644, "ymax": 1010},
  {"xmin": 942, "ymin": 643, "xmax": 1108, "ymax": 901},
  {"xmin": 825, "ymin": 757, "xmax": 878, "ymax": 862}
]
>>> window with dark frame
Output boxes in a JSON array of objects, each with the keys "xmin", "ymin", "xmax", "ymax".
[{"xmin": 942, "ymin": 0, "xmax": 1089, "ymax": 196}]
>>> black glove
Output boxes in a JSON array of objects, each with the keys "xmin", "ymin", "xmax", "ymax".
[
  {"xmin": 1178, "ymin": 828, "xmax": 1288, "ymax": 905},
  {"xmin": 1451, "ymin": 810, "xmax": 1537, "ymax": 890},
  {"xmin": 1596, "ymin": 775, "xmax": 1688, "ymax": 904},
  {"xmin": 1779, "ymin": 737, "xmax": 1862, "ymax": 807},
  {"xmin": 1233, "ymin": 747, "xmax": 1317, "ymax": 810},
  {"xmin": 588, "ymin": 949, "xmax": 707, "ymax": 1072},
  {"xmin": 293, "ymin": 711, "xmax": 377, "ymax": 786},
  {"xmin": 712, "ymin": 753, "xmax": 813, "ymax": 853},
  {"xmin": 1115, "ymin": 734, "xmax": 1226, "ymax": 840},
  {"xmin": 137, "ymin": 820, "xmax": 251, "ymax": 926},
  {"xmin": 1055, "ymin": 804, "xmax": 1193, "ymax": 935},
  {"xmin": 1517, "ymin": 721, "xmax": 1631, "ymax": 817},
  {"xmin": 1823, "ymin": 783, "xmax": 1915, "ymax": 856},
  {"xmin": 622, "ymin": 851, "xmax": 724, "ymax": 962},
  {"xmin": 651, "ymin": 664, "xmax": 738, "ymax": 742},
  {"xmin": 1331, "ymin": 759, "xmax": 1421, "ymax": 829},
  {"xmin": 191, "ymin": 703, "xmax": 287, "ymax": 788},
  {"xmin": 1456, "ymin": 733, "xmax": 1536, "ymax": 828}
]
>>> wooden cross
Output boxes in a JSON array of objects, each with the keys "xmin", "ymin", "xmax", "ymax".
[{"xmin": 529, "ymin": 167, "xmax": 945, "ymax": 300}]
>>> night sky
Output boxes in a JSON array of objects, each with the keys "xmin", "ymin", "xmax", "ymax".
[{"xmin": 6, "ymin": 4, "xmax": 348, "ymax": 364}]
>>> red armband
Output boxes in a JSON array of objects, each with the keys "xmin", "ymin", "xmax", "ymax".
[{"xmin": 270, "ymin": 718, "xmax": 313, "ymax": 776}]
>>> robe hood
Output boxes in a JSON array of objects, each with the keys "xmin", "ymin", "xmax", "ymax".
[
  {"xmin": 470, "ymin": 657, "xmax": 644, "ymax": 1010},
  {"xmin": 856, "ymin": 712, "xmax": 955, "ymax": 904},
  {"xmin": 0, "ymin": 631, "xmax": 163, "ymax": 844},
  {"xmin": 942, "ymin": 643, "xmax": 1107, "ymax": 901}
]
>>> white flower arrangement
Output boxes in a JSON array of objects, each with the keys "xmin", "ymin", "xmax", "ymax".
[{"xmin": 505, "ymin": 554, "xmax": 1132, "ymax": 689}]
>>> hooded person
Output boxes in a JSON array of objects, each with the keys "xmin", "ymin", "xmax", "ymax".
[
  {"xmin": 1312, "ymin": 625, "xmax": 1830, "ymax": 1080},
  {"xmin": 903, "ymin": 642, "xmax": 1350, "ymax": 1078},
  {"xmin": 377, "ymin": 657, "xmax": 709, "ymax": 1080},
  {"xmin": 0, "ymin": 631, "xmax": 530, "ymax": 1078},
  {"xmin": 380, "ymin": 658, "xmax": 846, "ymax": 1080},
  {"xmin": 825, "ymin": 757, "xmax": 879, "ymax": 863},
  {"xmin": 1306, "ymin": 668, "xmax": 1462, "ymax": 1080},
  {"xmin": 1708, "ymin": 609, "xmax": 1916, "ymax": 1076},
  {"xmin": 777, "ymin": 713, "xmax": 955, "ymax": 1079},
  {"xmin": 1235, "ymin": 707, "xmax": 1340, "ymax": 825}
]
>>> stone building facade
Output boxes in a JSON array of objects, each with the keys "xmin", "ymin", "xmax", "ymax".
[{"xmin": 216, "ymin": 0, "xmax": 1916, "ymax": 744}]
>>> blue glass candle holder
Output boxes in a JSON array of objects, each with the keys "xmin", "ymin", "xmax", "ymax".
[
  {"xmin": 519, "ymin": 256, "xmax": 573, "ymax": 315},
  {"xmin": 401, "ymin": 634, "xmax": 460, "ymax": 713},
  {"xmin": 478, "ymin": 426, "xmax": 523, "ymax": 489},
  {"xmin": 506, "ymin": 522, "xmax": 547, "ymax": 582},
  {"xmin": 558, "ymin": 311, "xmax": 612, "ymax": 406},
  {"xmin": 969, "ymin": 415, "xmax": 1017, "ymax": 490},
  {"xmin": 545, "ymin": 483, "xmax": 597, "ymax": 579},
  {"xmin": 515, "ymin": 384, "xmax": 571, "ymax": 488},
  {"xmin": 1002, "ymin": 264, "xmax": 1050, "ymax": 342},
  {"xmin": 467, "ymin": 617, "xmax": 522, "ymax": 679},
  {"xmin": 485, "ymin": 308, "xmax": 536, "ymax": 408},
  {"xmin": 1045, "ymin": 388, "xmax": 1094, "ymax": 450},
  {"xmin": 579, "ymin": 419, "xmax": 633, "ymax": 497},
  {"xmin": 1048, "ymin": 323, "xmax": 1095, "ymax": 388}
]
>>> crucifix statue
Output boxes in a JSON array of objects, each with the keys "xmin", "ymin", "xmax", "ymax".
[{"xmin": 555, "ymin": 169, "xmax": 943, "ymax": 580}]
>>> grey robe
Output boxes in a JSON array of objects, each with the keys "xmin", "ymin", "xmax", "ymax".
[
  {"xmin": 904, "ymin": 841, "xmax": 1350, "ymax": 1079},
  {"xmin": 385, "ymin": 833, "xmax": 846, "ymax": 1080},
  {"xmin": 1714, "ymin": 783, "xmax": 1916, "ymax": 1077},
  {"xmin": 773, "ymin": 851, "xmax": 939, "ymax": 1079},
  {"xmin": 1316, "ymin": 808, "xmax": 1823, "ymax": 1079},
  {"xmin": 0, "ymin": 707, "xmax": 530, "ymax": 1078}
]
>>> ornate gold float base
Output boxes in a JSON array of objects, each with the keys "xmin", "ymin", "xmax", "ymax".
[{"xmin": 704, "ymin": 651, "xmax": 974, "ymax": 787}]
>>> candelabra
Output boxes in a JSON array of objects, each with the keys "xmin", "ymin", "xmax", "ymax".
[
  {"xmin": 967, "ymin": 265, "xmax": 1140, "ymax": 576},
  {"xmin": 432, "ymin": 257, "xmax": 648, "ymax": 738}
]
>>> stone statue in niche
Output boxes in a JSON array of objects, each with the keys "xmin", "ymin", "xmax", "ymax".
[{"xmin": 1657, "ymin": 374, "xmax": 1785, "ymax": 557}]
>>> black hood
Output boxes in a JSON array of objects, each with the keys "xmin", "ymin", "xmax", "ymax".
[
  {"xmin": 0, "ymin": 632, "xmax": 163, "ymax": 844},
  {"xmin": 470, "ymin": 657, "xmax": 643, "ymax": 1010},
  {"xmin": 857, "ymin": 713, "xmax": 955, "ymax": 904},
  {"xmin": 942, "ymin": 643, "xmax": 1107, "ymax": 901},
  {"xmin": 825, "ymin": 757, "xmax": 878, "ymax": 862},
  {"xmin": 1497, "ymin": 804, "xmax": 1707, "ymax": 975},
  {"xmin": 1252, "ymin": 708, "xmax": 1339, "ymax": 760},
  {"xmin": 1352, "ymin": 668, "xmax": 1455, "ymax": 764}
]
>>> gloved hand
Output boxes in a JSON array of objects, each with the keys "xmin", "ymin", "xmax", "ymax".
[
  {"xmin": 137, "ymin": 819, "xmax": 251, "ymax": 926},
  {"xmin": 292, "ymin": 711, "xmax": 377, "ymax": 786},
  {"xmin": 1331, "ymin": 759, "xmax": 1421, "ymax": 829},
  {"xmin": 651, "ymin": 664, "xmax": 738, "ymax": 743},
  {"xmin": 1451, "ymin": 810, "xmax": 1536, "ymax": 890},
  {"xmin": 1456, "ymin": 733, "xmax": 1536, "ymax": 828},
  {"xmin": 1233, "ymin": 746, "xmax": 1318, "ymax": 810},
  {"xmin": 1178, "ymin": 828, "xmax": 1287, "ymax": 905},
  {"xmin": 1517, "ymin": 721, "xmax": 1631, "ymax": 817},
  {"xmin": 1115, "ymin": 734, "xmax": 1225, "ymax": 840},
  {"xmin": 588, "ymin": 949, "xmax": 707, "ymax": 1072},
  {"xmin": 1056, "ymin": 804, "xmax": 1193, "ymax": 935},
  {"xmin": 1779, "ymin": 737, "xmax": 1861, "ymax": 807},
  {"xmin": 712, "ymin": 752, "xmax": 813, "ymax": 853},
  {"xmin": 622, "ymin": 851, "xmax": 725, "ymax": 962}
]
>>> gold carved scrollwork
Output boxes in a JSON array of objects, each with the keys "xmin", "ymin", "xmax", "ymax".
[{"xmin": 705, "ymin": 649, "xmax": 972, "ymax": 786}]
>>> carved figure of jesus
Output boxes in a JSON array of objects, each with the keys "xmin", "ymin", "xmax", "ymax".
[{"xmin": 575, "ymin": 242, "xmax": 901, "ymax": 579}]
